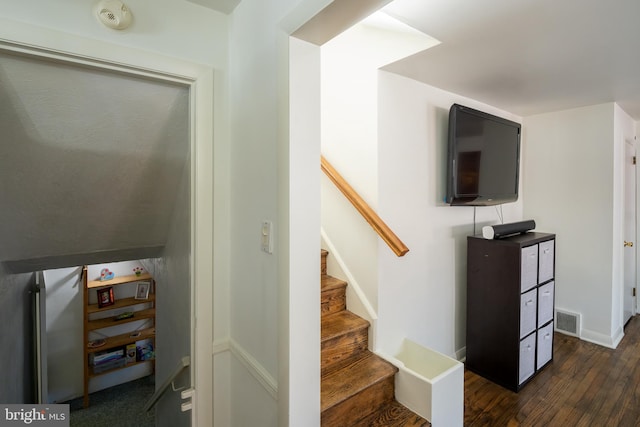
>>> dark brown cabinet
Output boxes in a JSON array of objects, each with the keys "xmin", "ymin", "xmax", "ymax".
[{"xmin": 466, "ymin": 232, "xmax": 555, "ymax": 391}]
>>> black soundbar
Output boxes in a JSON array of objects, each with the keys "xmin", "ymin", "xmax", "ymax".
[{"xmin": 482, "ymin": 220, "xmax": 536, "ymax": 239}]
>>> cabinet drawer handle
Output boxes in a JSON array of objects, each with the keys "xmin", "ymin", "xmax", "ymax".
[
  {"xmin": 542, "ymin": 291, "xmax": 551, "ymax": 296},
  {"xmin": 525, "ymin": 300, "xmax": 534, "ymax": 306},
  {"xmin": 526, "ymin": 345, "xmax": 532, "ymax": 351},
  {"xmin": 544, "ymin": 333, "xmax": 551, "ymax": 340},
  {"xmin": 544, "ymin": 249, "xmax": 550, "ymax": 254}
]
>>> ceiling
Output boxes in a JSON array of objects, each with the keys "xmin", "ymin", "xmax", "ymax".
[
  {"xmin": 182, "ymin": 0, "xmax": 640, "ymax": 120},
  {"xmin": 2, "ymin": 0, "xmax": 637, "ymax": 272},
  {"xmin": 380, "ymin": 0, "xmax": 640, "ymax": 119},
  {"xmin": 186, "ymin": 0, "xmax": 240, "ymax": 14},
  {"xmin": 0, "ymin": 52, "xmax": 190, "ymax": 273}
]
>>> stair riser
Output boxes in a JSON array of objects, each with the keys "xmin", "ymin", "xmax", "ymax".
[
  {"xmin": 321, "ymin": 376, "xmax": 396, "ymax": 426},
  {"xmin": 321, "ymin": 288, "xmax": 346, "ymax": 317},
  {"xmin": 321, "ymin": 328, "xmax": 368, "ymax": 371},
  {"xmin": 321, "ymin": 251, "xmax": 328, "ymax": 275}
]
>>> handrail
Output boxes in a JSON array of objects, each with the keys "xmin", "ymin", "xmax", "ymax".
[
  {"xmin": 144, "ymin": 355, "xmax": 190, "ymax": 412},
  {"xmin": 321, "ymin": 156, "xmax": 409, "ymax": 257}
]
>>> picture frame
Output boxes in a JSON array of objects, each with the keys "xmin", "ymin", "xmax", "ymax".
[
  {"xmin": 135, "ymin": 281, "xmax": 150, "ymax": 300},
  {"xmin": 97, "ymin": 286, "xmax": 115, "ymax": 308}
]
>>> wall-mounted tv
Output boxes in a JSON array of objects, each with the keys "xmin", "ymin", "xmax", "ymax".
[{"xmin": 446, "ymin": 104, "xmax": 521, "ymax": 206}]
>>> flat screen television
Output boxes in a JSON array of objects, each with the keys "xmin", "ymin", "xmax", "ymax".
[{"xmin": 446, "ymin": 104, "xmax": 521, "ymax": 206}]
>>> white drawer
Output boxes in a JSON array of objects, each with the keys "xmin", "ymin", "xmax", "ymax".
[
  {"xmin": 519, "ymin": 333, "xmax": 536, "ymax": 385},
  {"xmin": 538, "ymin": 240, "xmax": 555, "ymax": 283},
  {"xmin": 538, "ymin": 281, "xmax": 555, "ymax": 327},
  {"xmin": 537, "ymin": 321, "xmax": 554, "ymax": 369},
  {"xmin": 521, "ymin": 245, "xmax": 538, "ymax": 292},
  {"xmin": 520, "ymin": 289, "xmax": 537, "ymax": 338}
]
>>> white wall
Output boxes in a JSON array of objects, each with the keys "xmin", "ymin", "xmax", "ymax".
[
  {"xmin": 322, "ymin": 18, "xmax": 435, "ymax": 206},
  {"xmin": 227, "ymin": 1, "xmax": 281, "ymax": 423},
  {"xmin": 144, "ymin": 159, "xmax": 191, "ymax": 427},
  {"xmin": 43, "ymin": 267, "xmax": 83, "ymax": 403},
  {"xmin": 0, "ymin": 0, "xmax": 227, "ymax": 67},
  {"xmin": 377, "ymin": 72, "xmax": 523, "ymax": 358},
  {"xmin": 0, "ymin": 266, "xmax": 34, "ymax": 403},
  {"xmin": 319, "ymin": 18, "xmax": 522, "ymax": 361},
  {"xmin": 228, "ymin": 1, "xmax": 316, "ymax": 425},
  {"xmin": 287, "ymin": 36, "xmax": 322, "ymax": 424},
  {"xmin": 320, "ymin": 16, "xmax": 438, "ymax": 320},
  {"xmin": 226, "ymin": 0, "xmax": 351, "ymax": 425},
  {"xmin": 523, "ymin": 103, "xmax": 630, "ymax": 347}
]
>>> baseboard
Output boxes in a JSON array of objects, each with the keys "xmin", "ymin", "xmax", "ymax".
[
  {"xmin": 580, "ymin": 326, "xmax": 624, "ymax": 349},
  {"xmin": 611, "ymin": 326, "xmax": 624, "ymax": 348}
]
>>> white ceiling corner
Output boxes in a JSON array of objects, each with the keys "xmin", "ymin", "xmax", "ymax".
[
  {"xmin": 380, "ymin": 0, "xmax": 640, "ymax": 119},
  {"xmin": 185, "ymin": 0, "xmax": 240, "ymax": 14}
]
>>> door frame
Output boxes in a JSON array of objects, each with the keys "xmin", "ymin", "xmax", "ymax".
[
  {"xmin": 624, "ymin": 137, "xmax": 638, "ymax": 323},
  {"xmin": 0, "ymin": 19, "xmax": 215, "ymax": 425}
]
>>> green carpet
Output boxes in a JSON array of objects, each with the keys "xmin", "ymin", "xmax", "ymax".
[{"xmin": 66, "ymin": 375, "xmax": 155, "ymax": 427}]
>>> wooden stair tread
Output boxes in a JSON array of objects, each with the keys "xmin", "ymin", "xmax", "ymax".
[
  {"xmin": 321, "ymin": 310, "xmax": 369, "ymax": 342},
  {"xmin": 321, "ymin": 275, "xmax": 347, "ymax": 292},
  {"xmin": 321, "ymin": 351, "xmax": 398, "ymax": 411},
  {"xmin": 321, "ymin": 310, "xmax": 369, "ymax": 371},
  {"xmin": 319, "ymin": 249, "xmax": 429, "ymax": 427},
  {"xmin": 354, "ymin": 401, "xmax": 431, "ymax": 427}
]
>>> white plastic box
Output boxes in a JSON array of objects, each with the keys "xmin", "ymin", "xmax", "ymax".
[{"xmin": 383, "ymin": 339, "xmax": 463, "ymax": 427}]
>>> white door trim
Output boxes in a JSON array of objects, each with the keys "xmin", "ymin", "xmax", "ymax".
[{"xmin": 624, "ymin": 137, "xmax": 637, "ymax": 322}]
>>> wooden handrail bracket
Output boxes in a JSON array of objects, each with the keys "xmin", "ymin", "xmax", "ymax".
[{"xmin": 321, "ymin": 156, "xmax": 409, "ymax": 257}]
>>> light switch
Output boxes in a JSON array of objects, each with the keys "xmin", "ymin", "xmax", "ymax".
[{"xmin": 261, "ymin": 220, "xmax": 273, "ymax": 254}]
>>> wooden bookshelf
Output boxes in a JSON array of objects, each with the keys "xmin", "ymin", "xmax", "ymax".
[
  {"xmin": 87, "ymin": 308, "xmax": 156, "ymax": 331},
  {"xmin": 82, "ymin": 266, "xmax": 156, "ymax": 408},
  {"xmin": 89, "ymin": 359, "xmax": 154, "ymax": 379},
  {"xmin": 87, "ymin": 327, "xmax": 156, "ymax": 354},
  {"xmin": 87, "ymin": 294, "xmax": 155, "ymax": 314},
  {"xmin": 87, "ymin": 272, "xmax": 153, "ymax": 289}
]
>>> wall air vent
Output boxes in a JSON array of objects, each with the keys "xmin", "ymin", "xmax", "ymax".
[
  {"xmin": 95, "ymin": 0, "xmax": 133, "ymax": 30},
  {"xmin": 555, "ymin": 309, "xmax": 581, "ymax": 337}
]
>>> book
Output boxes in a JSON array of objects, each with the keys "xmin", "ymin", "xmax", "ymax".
[
  {"xmin": 126, "ymin": 343, "xmax": 137, "ymax": 364},
  {"xmin": 91, "ymin": 348, "xmax": 124, "ymax": 365}
]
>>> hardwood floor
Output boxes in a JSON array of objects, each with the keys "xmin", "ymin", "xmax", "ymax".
[{"xmin": 465, "ymin": 316, "xmax": 640, "ymax": 426}]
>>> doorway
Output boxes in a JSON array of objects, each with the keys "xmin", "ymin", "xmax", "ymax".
[
  {"xmin": 0, "ymin": 34, "xmax": 214, "ymax": 425},
  {"xmin": 624, "ymin": 138, "xmax": 637, "ymax": 325}
]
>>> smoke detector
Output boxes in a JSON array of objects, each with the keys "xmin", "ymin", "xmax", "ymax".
[{"xmin": 94, "ymin": 0, "xmax": 133, "ymax": 30}]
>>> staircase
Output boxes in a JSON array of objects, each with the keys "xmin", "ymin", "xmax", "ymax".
[{"xmin": 320, "ymin": 250, "xmax": 430, "ymax": 426}]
